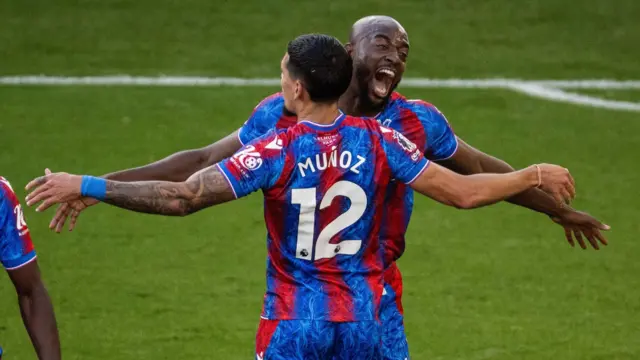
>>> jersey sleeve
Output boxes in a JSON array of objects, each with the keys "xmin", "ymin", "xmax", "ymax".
[
  {"xmin": 379, "ymin": 126, "xmax": 430, "ymax": 184},
  {"xmin": 410, "ymin": 101, "xmax": 458, "ymax": 161},
  {"xmin": 218, "ymin": 130, "xmax": 286, "ymax": 198},
  {"xmin": 0, "ymin": 178, "xmax": 36, "ymax": 270},
  {"xmin": 237, "ymin": 93, "xmax": 284, "ymax": 146}
]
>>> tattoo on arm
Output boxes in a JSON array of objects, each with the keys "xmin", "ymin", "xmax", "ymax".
[{"xmin": 103, "ymin": 165, "xmax": 235, "ymax": 216}]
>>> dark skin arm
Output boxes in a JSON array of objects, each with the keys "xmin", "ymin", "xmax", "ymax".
[
  {"xmin": 7, "ymin": 260, "xmax": 61, "ymax": 360},
  {"xmin": 438, "ymin": 137, "xmax": 610, "ymax": 249},
  {"xmin": 103, "ymin": 130, "xmax": 242, "ymax": 182},
  {"xmin": 49, "ymin": 131, "xmax": 242, "ymax": 230},
  {"xmin": 439, "ymin": 138, "xmax": 565, "ymax": 215}
]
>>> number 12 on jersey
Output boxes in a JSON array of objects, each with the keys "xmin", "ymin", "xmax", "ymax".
[{"xmin": 291, "ymin": 181, "xmax": 367, "ymax": 261}]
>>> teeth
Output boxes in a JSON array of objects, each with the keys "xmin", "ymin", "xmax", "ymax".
[{"xmin": 377, "ymin": 68, "xmax": 395, "ymax": 77}]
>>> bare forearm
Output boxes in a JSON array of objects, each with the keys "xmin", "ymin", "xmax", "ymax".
[
  {"xmin": 461, "ymin": 168, "xmax": 539, "ymax": 209},
  {"xmin": 471, "ymin": 154, "xmax": 564, "ymax": 216},
  {"xmin": 103, "ymin": 149, "xmax": 208, "ymax": 183},
  {"xmin": 442, "ymin": 140, "xmax": 565, "ymax": 216},
  {"xmin": 103, "ymin": 180, "xmax": 196, "ymax": 216},
  {"xmin": 414, "ymin": 163, "xmax": 538, "ymax": 209},
  {"xmin": 100, "ymin": 166, "xmax": 235, "ymax": 216},
  {"xmin": 102, "ymin": 131, "xmax": 242, "ymax": 183},
  {"xmin": 18, "ymin": 286, "xmax": 60, "ymax": 360}
]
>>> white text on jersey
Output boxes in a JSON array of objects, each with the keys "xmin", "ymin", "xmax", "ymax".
[{"xmin": 297, "ymin": 147, "xmax": 366, "ymax": 177}]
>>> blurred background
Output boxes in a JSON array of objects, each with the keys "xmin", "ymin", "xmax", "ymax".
[{"xmin": 1, "ymin": 0, "xmax": 639, "ymax": 359}]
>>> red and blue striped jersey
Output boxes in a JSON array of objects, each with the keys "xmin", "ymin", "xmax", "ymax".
[
  {"xmin": 238, "ymin": 92, "xmax": 457, "ymax": 266},
  {"xmin": 220, "ymin": 114, "xmax": 429, "ymax": 321},
  {"xmin": 374, "ymin": 93, "xmax": 457, "ymax": 265},
  {"xmin": 0, "ymin": 177, "xmax": 36, "ymax": 270}
]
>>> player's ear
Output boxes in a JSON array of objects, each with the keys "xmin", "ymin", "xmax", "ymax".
[
  {"xmin": 293, "ymin": 80, "xmax": 303, "ymax": 101},
  {"xmin": 345, "ymin": 43, "xmax": 353, "ymax": 56}
]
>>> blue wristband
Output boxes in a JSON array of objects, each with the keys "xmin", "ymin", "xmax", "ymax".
[{"xmin": 80, "ymin": 176, "xmax": 107, "ymax": 201}]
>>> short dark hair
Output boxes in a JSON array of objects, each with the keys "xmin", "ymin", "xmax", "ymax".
[{"xmin": 286, "ymin": 34, "xmax": 353, "ymax": 103}]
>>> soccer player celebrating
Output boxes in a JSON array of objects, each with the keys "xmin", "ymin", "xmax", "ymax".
[
  {"xmin": 0, "ymin": 177, "xmax": 60, "ymax": 360},
  {"xmin": 27, "ymin": 34, "xmax": 576, "ymax": 359},
  {"xmin": 43, "ymin": 15, "xmax": 609, "ymax": 360}
]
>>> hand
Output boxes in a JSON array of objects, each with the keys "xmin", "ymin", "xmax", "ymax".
[
  {"xmin": 534, "ymin": 164, "xmax": 576, "ymax": 205},
  {"xmin": 25, "ymin": 169, "xmax": 83, "ymax": 212},
  {"xmin": 551, "ymin": 208, "xmax": 611, "ymax": 250},
  {"xmin": 49, "ymin": 197, "xmax": 99, "ymax": 232}
]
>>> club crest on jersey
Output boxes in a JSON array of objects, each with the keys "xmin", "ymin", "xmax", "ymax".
[
  {"xmin": 393, "ymin": 130, "xmax": 417, "ymax": 153},
  {"xmin": 233, "ymin": 145, "xmax": 263, "ymax": 171}
]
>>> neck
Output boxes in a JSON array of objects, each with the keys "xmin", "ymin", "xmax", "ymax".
[
  {"xmin": 338, "ymin": 79, "xmax": 386, "ymax": 117},
  {"xmin": 297, "ymin": 102, "xmax": 342, "ymax": 125}
]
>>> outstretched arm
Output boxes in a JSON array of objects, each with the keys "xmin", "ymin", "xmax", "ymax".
[
  {"xmin": 48, "ymin": 132, "xmax": 242, "ymax": 231},
  {"xmin": 101, "ymin": 165, "xmax": 235, "ymax": 215},
  {"xmin": 410, "ymin": 162, "xmax": 575, "ymax": 210},
  {"xmin": 26, "ymin": 165, "xmax": 236, "ymax": 216},
  {"xmin": 438, "ymin": 138, "xmax": 566, "ymax": 215},
  {"xmin": 102, "ymin": 131, "xmax": 242, "ymax": 183},
  {"xmin": 8, "ymin": 260, "xmax": 61, "ymax": 360},
  {"xmin": 438, "ymin": 138, "xmax": 610, "ymax": 249}
]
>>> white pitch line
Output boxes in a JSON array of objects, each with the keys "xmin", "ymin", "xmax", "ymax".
[
  {"xmin": 508, "ymin": 83, "xmax": 640, "ymax": 112},
  {"xmin": 0, "ymin": 76, "xmax": 281, "ymax": 86},
  {"xmin": 529, "ymin": 80, "xmax": 640, "ymax": 89},
  {"xmin": 2, "ymin": 75, "xmax": 640, "ymax": 89},
  {"xmin": 1, "ymin": 75, "xmax": 639, "ymax": 112},
  {"xmin": 402, "ymin": 78, "xmax": 640, "ymax": 89}
]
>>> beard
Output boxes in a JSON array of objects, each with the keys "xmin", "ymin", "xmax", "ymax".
[{"xmin": 354, "ymin": 64, "xmax": 398, "ymax": 111}]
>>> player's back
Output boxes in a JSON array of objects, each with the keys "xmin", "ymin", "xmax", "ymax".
[
  {"xmin": 220, "ymin": 113, "xmax": 429, "ymax": 322},
  {"xmin": 238, "ymin": 92, "xmax": 457, "ymax": 268},
  {"xmin": 0, "ymin": 177, "xmax": 36, "ymax": 270}
]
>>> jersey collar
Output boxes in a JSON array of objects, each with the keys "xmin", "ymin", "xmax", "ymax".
[{"xmin": 299, "ymin": 111, "xmax": 346, "ymax": 132}]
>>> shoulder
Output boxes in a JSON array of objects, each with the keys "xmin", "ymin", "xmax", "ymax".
[
  {"xmin": 342, "ymin": 115, "xmax": 376, "ymax": 129},
  {"xmin": 0, "ymin": 177, "xmax": 14, "ymax": 202},
  {"xmin": 243, "ymin": 128, "xmax": 291, "ymax": 155},
  {"xmin": 246, "ymin": 93, "xmax": 287, "ymax": 124},
  {"xmin": 393, "ymin": 93, "xmax": 447, "ymax": 122},
  {"xmin": 0, "ymin": 177, "xmax": 16, "ymax": 224},
  {"xmin": 253, "ymin": 93, "xmax": 285, "ymax": 112},
  {"xmin": 347, "ymin": 116, "xmax": 399, "ymax": 144},
  {"xmin": 391, "ymin": 94, "xmax": 455, "ymax": 149}
]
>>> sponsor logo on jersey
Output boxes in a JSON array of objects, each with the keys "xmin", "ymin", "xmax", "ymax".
[
  {"xmin": 265, "ymin": 136, "xmax": 283, "ymax": 150},
  {"xmin": 317, "ymin": 133, "xmax": 339, "ymax": 146},
  {"xmin": 233, "ymin": 145, "xmax": 263, "ymax": 171}
]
